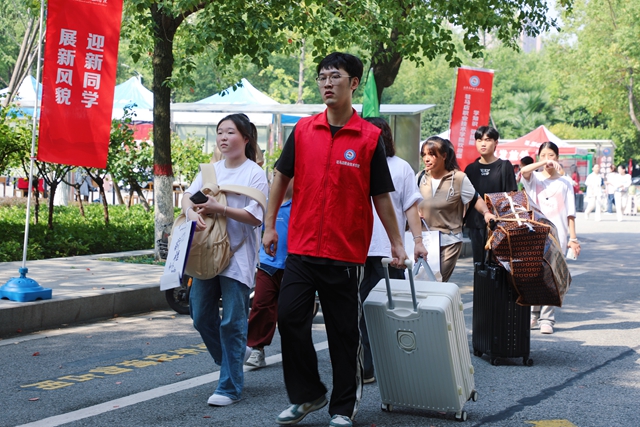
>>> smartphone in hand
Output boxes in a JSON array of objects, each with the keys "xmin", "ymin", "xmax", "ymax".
[{"xmin": 189, "ymin": 191, "xmax": 208, "ymax": 204}]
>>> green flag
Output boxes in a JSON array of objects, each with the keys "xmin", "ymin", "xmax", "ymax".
[{"xmin": 362, "ymin": 68, "xmax": 380, "ymax": 118}]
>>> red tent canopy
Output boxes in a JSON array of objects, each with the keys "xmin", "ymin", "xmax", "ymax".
[{"xmin": 497, "ymin": 126, "xmax": 586, "ymax": 164}]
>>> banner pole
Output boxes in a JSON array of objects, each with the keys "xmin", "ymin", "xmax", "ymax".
[
  {"xmin": 22, "ymin": 0, "xmax": 46, "ymax": 269},
  {"xmin": 0, "ymin": 0, "xmax": 52, "ymax": 302}
]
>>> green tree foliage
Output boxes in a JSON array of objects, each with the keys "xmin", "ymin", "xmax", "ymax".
[
  {"xmin": 170, "ymin": 132, "xmax": 209, "ymax": 187},
  {"xmin": 0, "ymin": 106, "xmax": 31, "ymax": 175},
  {"xmin": 108, "ymin": 114, "xmax": 154, "ymax": 210},
  {"xmin": 548, "ymin": 0, "xmax": 640, "ymax": 161},
  {"xmin": 320, "ymin": 0, "xmax": 572, "ymax": 101}
]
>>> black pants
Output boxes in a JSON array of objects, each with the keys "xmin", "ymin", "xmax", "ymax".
[
  {"xmin": 358, "ymin": 256, "xmax": 405, "ymax": 379},
  {"xmin": 468, "ymin": 227, "xmax": 488, "ymax": 265},
  {"xmin": 278, "ymin": 254, "xmax": 363, "ymax": 418}
]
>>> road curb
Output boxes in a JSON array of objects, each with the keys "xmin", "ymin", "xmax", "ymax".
[{"xmin": 0, "ymin": 284, "xmax": 169, "ymax": 339}]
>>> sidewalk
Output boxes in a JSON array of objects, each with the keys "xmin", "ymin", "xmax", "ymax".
[{"xmin": 0, "ymin": 250, "xmax": 168, "ymax": 338}]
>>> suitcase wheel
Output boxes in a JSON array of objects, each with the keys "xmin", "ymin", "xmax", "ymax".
[
  {"xmin": 468, "ymin": 390, "xmax": 479, "ymax": 402},
  {"xmin": 473, "ymin": 349, "xmax": 483, "ymax": 358},
  {"xmin": 381, "ymin": 403, "xmax": 393, "ymax": 412},
  {"xmin": 490, "ymin": 358, "xmax": 500, "ymax": 366},
  {"xmin": 455, "ymin": 411, "xmax": 468, "ymax": 422},
  {"xmin": 523, "ymin": 357, "xmax": 534, "ymax": 366}
]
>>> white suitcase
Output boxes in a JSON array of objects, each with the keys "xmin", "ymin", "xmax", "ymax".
[{"xmin": 362, "ymin": 258, "xmax": 478, "ymax": 421}]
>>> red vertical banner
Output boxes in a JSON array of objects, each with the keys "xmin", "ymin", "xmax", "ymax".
[
  {"xmin": 37, "ymin": 0, "xmax": 123, "ymax": 169},
  {"xmin": 449, "ymin": 67, "xmax": 494, "ymax": 171}
]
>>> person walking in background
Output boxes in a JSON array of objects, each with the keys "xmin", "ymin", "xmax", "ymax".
[
  {"xmin": 417, "ymin": 136, "xmax": 496, "ymax": 282},
  {"xmin": 584, "ymin": 164, "xmax": 603, "ymax": 222},
  {"xmin": 516, "ymin": 156, "xmax": 535, "ymax": 190},
  {"xmin": 182, "ymin": 113, "xmax": 269, "ymax": 407},
  {"xmin": 245, "ymin": 181, "xmax": 293, "ymax": 369},
  {"xmin": 605, "ymin": 164, "xmax": 620, "ymax": 215},
  {"xmin": 464, "ymin": 126, "xmax": 517, "ymax": 264},
  {"xmin": 358, "ymin": 117, "xmax": 428, "ymax": 385},
  {"xmin": 520, "ymin": 141, "xmax": 580, "ymax": 335},
  {"xmin": 262, "ymin": 52, "xmax": 408, "ymax": 427},
  {"xmin": 618, "ymin": 165, "xmax": 631, "ymax": 217}
]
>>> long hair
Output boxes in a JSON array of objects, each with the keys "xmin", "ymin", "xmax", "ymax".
[
  {"xmin": 420, "ymin": 136, "xmax": 459, "ymax": 172},
  {"xmin": 537, "ymin": 141, "xmax": 559, "ymax": 158},
  {"xmin": 217, "ymin": 113, "xmax": 259, "ymax": 162},
  {"xmin": 364, "ymin": 117, "xmax": 395, "ymax": 157}
]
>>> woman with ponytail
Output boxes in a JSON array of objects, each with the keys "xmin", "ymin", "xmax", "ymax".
[{"xmin": 182, "ymin": 113, "xmax": 269, "ymax": 406}]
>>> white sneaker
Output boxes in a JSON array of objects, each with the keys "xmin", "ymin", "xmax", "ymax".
[
  {"xmin": 208, "ymin": 393, "xmax": 239, "ymax": 406},
  {"xmin": 246, "ymin": 348, "xmax": 266, "ymax": 368},
  {"xmin": 329, "ymin": 415, "xmax": 353, "ymax": 427},
  {"xmin": 540, "ymin": 324, "xmax": 554, "ymax": 334}
]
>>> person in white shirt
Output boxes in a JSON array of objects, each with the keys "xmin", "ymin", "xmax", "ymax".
[
  {"xmin": 618, "ymin": 166, "xmax": 632, "ymax": 218},
  {"xmin": 182, "ymin": 114, "xmax": 269, "ymax": 407},
  {"xmin": 584, "ymin": 164, "xmax": 604, "ymax": 221},
  {"xmin": 605, "ymin": 165, "xmax": 620, "ymax": 216},
  {"xmin": 521, "ymin": 141, "xmax": 580, "ymax": 335},
  {"xmin": 358, "ymin": 117, "xmax": 427, "ymax": 384}
]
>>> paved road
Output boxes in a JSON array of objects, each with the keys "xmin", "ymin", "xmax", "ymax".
[{"xmin": 2, "ymin": 215, "xmax": 639, "ymax": 427}]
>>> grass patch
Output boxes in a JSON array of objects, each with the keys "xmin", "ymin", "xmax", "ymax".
[{"xmin": 98, "ymin": 255, "xmax": 165, "ymax": 266}]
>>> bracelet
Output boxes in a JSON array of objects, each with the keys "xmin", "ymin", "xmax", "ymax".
[
  {"xmin": 223, "ymin": 205, "xmax": 227, "ymax": 217},
  {"xmin": 186, "ymin": 207, "xmax": 193, "ymax": 218},
  {"xmin": 413, "ymin": 235, "xmax": 423, "ymax": 241},
  {"xmin": 569, "ymin": 238, "xmax": 579, "ymax": 243}
]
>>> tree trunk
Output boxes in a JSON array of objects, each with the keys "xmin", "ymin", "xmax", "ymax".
[
  {"xmin": 297, "ymin": 40, "xmax": 305, "ymax": 104},
  {"xmin": 47, "ymin": 182, "xmax": 57, "ymax": 229},
  {"xmin": 113, "ymin": 180, "xmax": 125, "ymax": 205},
  {"xmin": 150, "ymin": 6, "xmax": 181, "ymax": 260},
  {"xmin": 73, "ymin": 183, "xmax": 85, "ymax": 218},
  {"xmin": 2, "ymin": 17, "xmax": 38, "ymax": 107},
  {"xmin": 371, "ymin": 27, "xmax": 404, "ymax": 102},
  {"xmin": 627, "ymin": 68, "xmax": 640, "ymax": 132},
  {"xmin": 32, "ymin": 182, "xmax": 40, "ymax": 225},
  {"xmin": 131, "ymin": 181, "xmax": 150, "ymax": 211}
]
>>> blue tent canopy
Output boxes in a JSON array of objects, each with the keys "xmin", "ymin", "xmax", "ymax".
[{"xmin": 112, "ymin": 76, "xmax": 153, "ymax": 121}]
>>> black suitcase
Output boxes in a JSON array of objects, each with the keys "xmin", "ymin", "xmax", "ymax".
[{"xmin": 472, "ymin": 260, "xmax": 533, "ymax": 366}]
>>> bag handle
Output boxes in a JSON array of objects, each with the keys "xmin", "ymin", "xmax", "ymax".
[
  {"xmin": 413, "ymin": 257, "xmax": 437, "ymax": 282},
  {"xmin": 199, "ymin": 163, "xmax": 267, "ymax": 214}
]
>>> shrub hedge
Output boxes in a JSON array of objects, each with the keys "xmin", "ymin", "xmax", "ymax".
[{"xmin": 0, "ymin": 202, "xmax": 156, "ymax": 262}]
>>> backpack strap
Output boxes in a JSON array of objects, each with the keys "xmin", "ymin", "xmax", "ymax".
[{"xmin": 199, "ymin": 163, "xmax": 267, "ymax": 214}]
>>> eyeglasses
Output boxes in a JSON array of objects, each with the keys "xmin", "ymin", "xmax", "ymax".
[{"xmin": 315, "ymin": 74, "xmax": 352, "ymax": 85}]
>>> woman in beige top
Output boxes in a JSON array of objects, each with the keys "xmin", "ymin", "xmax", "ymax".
[{"xmin": 417, "ymin": 136, "xmax": 496, "ymax": 282}]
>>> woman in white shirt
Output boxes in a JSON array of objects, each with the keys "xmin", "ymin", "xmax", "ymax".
[
  {"xmin": 583, "ymin": 164, "xmax": 603, "ymax": 221},
  {"xmin": 521, "ymin": 141, "xmax": 580, "ymax": 335},
  {"xmin": 182, "ymin": 114, "xmax": 269, "ymax": 407}
]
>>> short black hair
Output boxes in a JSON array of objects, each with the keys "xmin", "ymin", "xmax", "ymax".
[
  {"xmin": 317, "ymin": 52, "xmax": 364, "ymax": 83},
  {"xmin": 520, "ymin": 156, "xmax": 534, "ymax": 166},
  {"xmin": 475, "ymin": 126, "xmax": 500, "ymax": 141}
]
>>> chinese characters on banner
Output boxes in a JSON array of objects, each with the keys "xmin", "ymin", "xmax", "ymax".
[
  {"xmin": 37, "ymin": 0, "xmax": 123, "ymax": 169},
  {"xmin": 448, "ymin": 67, "xmax": 494, "ymax": 171}
]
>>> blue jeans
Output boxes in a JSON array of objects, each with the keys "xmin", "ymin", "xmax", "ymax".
[
  {"xmin": 607, "ymin": 194, "xmax": 615, "ymax": 213},
  {"xmin": 189, "ymin": 275, "xmax": 251, "ymax": 400}
]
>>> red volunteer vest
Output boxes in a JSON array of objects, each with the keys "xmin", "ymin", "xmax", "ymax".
[{"xmin": 288, "ymin": 110, "xmax": 381, "ymax": 264}]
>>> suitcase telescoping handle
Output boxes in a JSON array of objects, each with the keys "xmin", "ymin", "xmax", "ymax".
[{"xmin": 381, "ymin": 258, "xmax": 418, "ymax": 312}]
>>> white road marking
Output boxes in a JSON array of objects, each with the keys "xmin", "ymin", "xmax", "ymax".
[{"xmin": 17, "ymin": 341, "xmax": 329, "ymax": 427}]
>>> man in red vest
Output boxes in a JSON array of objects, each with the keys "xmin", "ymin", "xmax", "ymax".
[{"xmin": 263, "ymin": 52, "xmax": 408, "ymax": 427}]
